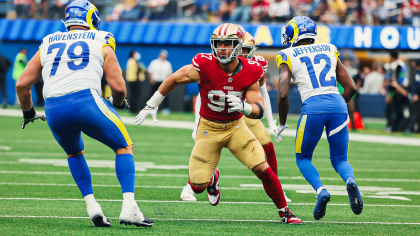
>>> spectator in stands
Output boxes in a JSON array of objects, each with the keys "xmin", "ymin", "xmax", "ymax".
[
  {"xmin": 269, "ymin": 0, "xmax": 292, "ymax": 23},
  {"xmin": 384, "ymin": 50, "xmax": 410, "ymax": 132},
  {"xmin": 50, "ymin": 0, "xmax": 73, "ymax": 20},
  {"xmin": 359, "ymin": 64, "xmax": 384, "ymax": 95},
  {"xmin": 143, "ymin": 0, "xmax": 170, "ymax": 21},
  {"xmin": 408, "ymin": 60, "xmax": 420, "ymax": 133},
  {"xmin": 126, "ymin": 50, "xmax": 146, "ymax": 113},
  {"xmin": 14, "ymin": 0, "xmax": 32, "ymax": 18},
  {"xmin": 399, "ymin": 0, "xmax": 420, "ymax": 25},
  {"xmin": 251, "ymin": 0, "xmax": 270, "ymax": 23},
  {"xmin": 344, "ymin": 0, "xmax": 359, "ymax": 25},
  {"xmin": 230, "ymin": 0, "xmax": 253, "ymax": 23},
  {"xmin": 0, "ymin": 51, "xmax": 11, "ymax": 109},
  {"xmin": 12, "ymin": 48, "xmax": 27, "ymax": 105},
  {"xmin": 328, "ymin": 0, "xmax": 347, "ymax": 23},
  {"xmin": 107, "ymin": 0, "xmax": 138, "ymax": 21},
  {"xmin": 373, "ymin": 0, "xmax": 395, "ymax": 25},
  {"xmin": 185, "ymin": 0, "xmax": 212, "ymax": 21},
  {"xmin": 299, "ymin": 0, "xmax": 320, "ymax": 18},
  {"xmin": 148, "ymin": 50, "xmax": 172, "ymax": 110},
  {"xmin": 218, "ymin": 0, "xmax": 239, "ymax": 22},
  {"xmin": 312, "ymin": 0, "xmax": 329, "ymax": 22},
  {"xmin": 30, "ymin": 0, "xmax": 49, "ymax": 19}
]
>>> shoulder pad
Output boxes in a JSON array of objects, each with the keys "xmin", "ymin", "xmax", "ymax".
[{"xmin": 276, "ymin": 51, "xmax": 292, "ymax": 72}]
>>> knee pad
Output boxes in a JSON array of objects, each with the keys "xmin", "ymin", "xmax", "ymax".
[
  {"xmin": 189, "ymin": 170, "xmax": 212, "ymax": 185},
  {"xmin": 244, "ymin": 142, "xmax": 266, "ymax": 170}
]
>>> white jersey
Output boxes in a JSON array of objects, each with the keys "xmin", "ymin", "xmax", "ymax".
[
  {"xmin": 276, "ymin": 43, "xmax": 340, "ymax": 102},
  {"xmin": 39, "ymin": 29, "xmax": 116, "ymax": 99}
]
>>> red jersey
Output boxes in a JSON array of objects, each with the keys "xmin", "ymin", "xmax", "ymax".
[
  {"xmin": 250, "ymin": 55, "xmax": 268, "ymax": 73},
  {"xmin": 192, "ymin": 53, "xmax": 264, "ymax": 121}
]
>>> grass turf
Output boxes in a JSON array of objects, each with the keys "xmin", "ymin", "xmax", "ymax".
[{"xmin": 0, "ymin": 114, "xmax": 419, "ymax": 235}]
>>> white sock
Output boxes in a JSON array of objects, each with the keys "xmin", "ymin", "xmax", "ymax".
[
  {"xmin": 84, "ymin": 194, "xmax": 97, "ymax": 206},
  {"xmin": 278, "ymin": 207, "xmax": 287, "ymax": 212},
  {"xmin": 123, "ymin": 192, "xmax": 135, "ymax": 201},
  {"xmin": 316, "ymin": 186, "xmax": 325, "ymax": 195}
]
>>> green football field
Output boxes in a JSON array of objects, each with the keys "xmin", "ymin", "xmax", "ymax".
[{"xmin": 0, "ymin": 113, "xmax": 420, "ymax": 235}]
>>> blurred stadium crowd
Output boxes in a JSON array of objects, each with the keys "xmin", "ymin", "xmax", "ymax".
[{"xmin": 1, "ymin": 0, "xmax": 419, "ymax": 25}]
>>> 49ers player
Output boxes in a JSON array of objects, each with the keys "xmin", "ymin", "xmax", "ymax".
[
  {"xmin": 181, "ymin": 32, "xmax": 292, "ymax": 203},
  {"xmin": 135, "ymin": 23, "xmax": 302, "ymax": 224}
]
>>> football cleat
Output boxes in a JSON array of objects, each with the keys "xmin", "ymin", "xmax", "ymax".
[
  {"xmin": 86, "ymin": 203, "xmax": 111, "ymax": 227},
  {"xmin": 279, "ymin": 207, "xmax": 302, "ymax": 224},
  {"xmin": 119, "ymin": 200, "xmax": 154, "ymax": 228},
  {"xmin": 314, "ymin": 189, "xmax": 331, "ymax": 220},
  {"xmin": 181, "ymin": 184, "xmax": 197, "ymax": 201},
  {"xmin": 346, "ymin": 179, "xmax": 363, "ymax": 215},
  {"xmin": 207, "ymin": 168, "xmax": 221, "ymax": 206}
]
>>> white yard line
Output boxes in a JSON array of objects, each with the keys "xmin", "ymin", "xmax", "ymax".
[
  {"xmin": 1, "ymin": 197, "xmax": 420, "ymax": 208},
  {"xmin": 1, "ymin": 162, "xmax": 418, "ymax": 173},
  {"xmin": 0, "ymin": 215, "xmax": 419, "ymax": 225},
  {"xmin": 1, "ymin": 171, "xmax": 420, "ymax": 183},
  {"xmin": 1, "ymin": 109, "xmax": 419, "ymax": 146}
]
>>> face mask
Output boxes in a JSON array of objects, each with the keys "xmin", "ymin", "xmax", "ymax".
[{"xmin": 134, "ymin": 53, "xmax": 141, "ymax": 61}]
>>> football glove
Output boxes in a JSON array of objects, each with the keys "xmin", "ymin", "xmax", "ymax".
[
  {"xmin": 274, "ymin": 124, "xmax": 289, "ymax": 142},
  {"xmin": 135, "ymin": 105, "xmax": 158, "ymax": 125},
  {"xmin": 226, "ymin": 95, "xmax": 252, "ymax": 116},
  {"xmin": 21, "ymin": 107, "xmax": 47, "ymax": 129},
  {"xmin": 107, "ymin": 97, "xmax": 130, "ymax": 110},
  {"xmin": 268, "ymin": 119, "xmax": 278, "ymax": 136}
]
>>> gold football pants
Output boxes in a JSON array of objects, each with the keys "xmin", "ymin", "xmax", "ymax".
[
  {"xmin": 189, "ymin": 117, "xmax": 266, "ymax": 185},
  {"xmin": 243, "ymin": 116, "xmax": 272, "ymax": 146}
]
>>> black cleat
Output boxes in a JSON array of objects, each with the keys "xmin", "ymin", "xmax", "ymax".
[
  {"xmin": 120, "ymin": 217, "xmax": 154, "ymax": 228},
  {"xmin": 91, "ymin": 215, "xmax": 112, "ymax": 227},
  {"xmin": 347, "ymin": 179, "xmax": 363, "ymax": 215}
]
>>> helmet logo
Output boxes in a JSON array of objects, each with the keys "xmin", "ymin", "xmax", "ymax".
[
  {"xmin": 78, "ymin": 13, "xmax": 82, "ymax": 17},
  {"xmin": 237, "ymin": 28, "xmax": 244, "ymax": 38},
  {"xmin": 66, "ymin": 13, "xmax": 69, "ymax": 17}
]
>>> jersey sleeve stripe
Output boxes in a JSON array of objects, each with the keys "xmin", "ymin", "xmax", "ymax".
[
  {"xmin": 335, "ymin": 48, "xmax": 340, "ymax": 61},
  {"xmin": 276, "ymin": 52, "xmax": 292, "ymax": 72}
]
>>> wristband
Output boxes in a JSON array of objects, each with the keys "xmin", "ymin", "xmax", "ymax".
[
  {"xmin": 255, "ymin": 103, "xmax": 264, "ymax": 119},
  {"xmin": 146, "ymin": 91, "xmax": 166, "ymax": 108},
  {"xmin": 242, "ymin": 102, "xmax": 252, "ymax": 116},
  {"xmin": 22, "ymin": 107, "xmax": 35, "ymax": 119}
]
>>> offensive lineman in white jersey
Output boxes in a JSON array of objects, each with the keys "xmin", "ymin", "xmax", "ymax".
[
  {"xmin": 16, "ymin": 0, "xmax": 153, "ymax": 228},
  {"xmin": 275, "ymin": 16, "xmax": 362, "ymax": 220}
]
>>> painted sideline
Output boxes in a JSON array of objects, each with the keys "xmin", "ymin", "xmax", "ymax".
[
  {"xmin": 1, "ymin": 109, "xmax": 419, "ymax": 146},
  {"xmin": 0, "ymin": 215, "xmax": 419, "ymax": 225}
]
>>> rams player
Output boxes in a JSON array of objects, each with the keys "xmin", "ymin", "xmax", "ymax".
[
  {"xmin": 16, "ymin": 0, "xmax": 153, "ymax": 228},
  {"xmin": 181, "ymin": 32, "xmax": 292, "ymax": 203},
  {"xmin": 275, "ymin": 16, "xmax": 362, "ymax": 220},
  {"xmin": 136, "ymin": 23, "xmax": 301, "ymax": 224}
]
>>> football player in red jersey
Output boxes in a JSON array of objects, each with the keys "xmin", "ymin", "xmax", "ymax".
[
  {"xmin": 135, "ymin": 23, "xmax": 302, "ymax": 224},
  {"xmin": 181, "ymin": 32, "xmax": 292, "ymax": 203}
]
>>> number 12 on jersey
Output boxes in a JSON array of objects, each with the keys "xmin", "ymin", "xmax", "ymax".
[{"xmin": 300, "ymin": 54, "xmax": 336, "ymax": 89}]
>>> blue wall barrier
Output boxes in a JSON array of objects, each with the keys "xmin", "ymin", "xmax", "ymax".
[{"xmin": 1, "ymin": 19, "xmax": 420, "ymax": 49}]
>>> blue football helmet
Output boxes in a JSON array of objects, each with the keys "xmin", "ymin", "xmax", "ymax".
[
  {"xmin": 62, "ymin": 0, "xmax": 101, "ymax": 31},
  {"xmin": 282, "ymin": 16, "xmax": 317, "ymax": 48}
]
